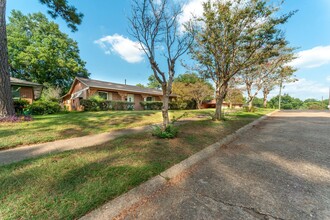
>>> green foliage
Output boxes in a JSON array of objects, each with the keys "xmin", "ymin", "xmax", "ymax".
[
  {"xmin": 225, "ymin": 88, "xmax": 244, "ymax": 105},
  {"xmin": 80, "ymin": 98, "xmax": 135, "ymax": 111},
  {"xmin": 302, "ymin": 102, "xmax": 325, "ymax": 110},
  {"xmin": 243, "ymin": 106, "xmax": 257, "ymax": 112},
  {"xmin": 188, "ymin": 0, "xmax": 294, "ymax": 120},
  {"xmin": 252, "ymin": 97, "xmax": 264, "ymax": 108},
  {"xmin": 147, "ymin": 75, "xmax": 162, "ymax": 89},
  {"xmin": 175, "ymin": 73, "xmax": 201, "ymax": 84},
  {"xmin": 136, "ymin": 83, "xmax": 146, "ymax": 88},
  {"xmin": 39, "ymin": 0, "xmax": 83, "ymax": 32},
  {"xmin": 268, "ymin": 94, "xmax": 303, "ymax": 109},
  {"xmin": 7, "ymin": 10, "xmax": 89, "ymax": 92},
  {"xmin": 41, "ymin": 84, "xmax": 62, "ymax": 102},
  {"xmin": 13, "ymin": 99, "xmax": 29, "ymax": 114},
  {"xmin": 152, "ymin": 124, "xmax": 179, "ymax": 139},
  {"xmin": 28, "ymin": 100, "xmax": 61, "ymax": 115},
  {"xmin": 140, "ymin": 101, "xmax": 163, "ymax": 110},
  {"xmin": 169, "ymin": 101, "xmax": 188, "ymax": 110},
  {"xmin": 173, "ymin": 73, "xmax": 214, "ymax": 109}
]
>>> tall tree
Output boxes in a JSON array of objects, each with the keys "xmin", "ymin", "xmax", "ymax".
[
  {"xmin": 129, "ymin": 0, "xmax": 193, "ymax": 129},
  {"xmin": 188, "ymin": 0, "xmax": 295, "ymax": 120},
  {"xmin": 7, "ymin": 11, "xmax": 89, "ymax": 92},
  {"xmin": 262, "ymin": 66, "xmax": 296, "ymax": 108},
  {"xmin": 241, "ymin": 43, "xmax": 296, "ymax": 111},
  {"xmin": 0, "ymin": 0, "xmax": 82, "ymax": 117}
]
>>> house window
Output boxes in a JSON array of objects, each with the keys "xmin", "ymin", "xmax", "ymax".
[
  {"xmin": 98, "ymin": 91, "xmax": 108, "ymax": 100},
  {"xmin": 127, "ymin": 94, "xmax": 134, "ymax": 102},
  {"xmin": 11, "ymin": 86, "xmax": 21, "ymax": 99},
  {"xmin": 145, "ymin": 96, "xmax": 154, "ymax": 101}
]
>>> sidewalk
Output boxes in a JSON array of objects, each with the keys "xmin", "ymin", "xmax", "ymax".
[{"xmin": 0, "ymin": 118, "xmax": 203, "ymax": 166}]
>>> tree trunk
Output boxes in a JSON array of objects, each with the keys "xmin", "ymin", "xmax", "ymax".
[
  {"xmin": 161, "ymin": 89, "xmax": 170, "ymax": 129},
  {"xmin": 0, "ymin": 0, "xmax": 15, "ymax": 117},
  {"xmin": 263, "ymin": 89, "xmax": 269, "ymax": 108},
  {"xmin": 215, "ymin": 82, "xmax": 228, "ymax": 120},
  {"xmin": 248, "ymin": 98, "xmax": 254, "ymax": 112},
  {"xmin": 196, "ymin": 100, "xmax": 202, "ymax": 109},
  {"xmin": 278, "ymin": 78, "xmax": 283, "ymax": 110}
]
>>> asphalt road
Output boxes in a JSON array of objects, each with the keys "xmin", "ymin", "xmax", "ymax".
[{"xmin": 120, "ymin": 111, "xmax": 330, "ymax": 219}]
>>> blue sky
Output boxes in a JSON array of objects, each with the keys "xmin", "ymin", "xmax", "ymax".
[{"xmin": 7, "ymin": 0, "xmax": 330, "ymax": 100}]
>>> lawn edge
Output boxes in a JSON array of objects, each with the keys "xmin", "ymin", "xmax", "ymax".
[{"xmin": 80, "ymin": 110, "xmax": 279, "ymax": 220}]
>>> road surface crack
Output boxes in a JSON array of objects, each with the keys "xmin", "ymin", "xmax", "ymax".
[{"xmin": 177, "ymin": 186, "xmax": 284, "ymax": 220}]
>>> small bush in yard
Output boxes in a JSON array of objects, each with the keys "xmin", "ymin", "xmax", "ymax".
[
  {"xmin": 140, "ymin": 101, "xmax": 163, "ymax": 110},
  {"xmin": 28, "ymin": 100, "xmax": 61, "ymax": 115},
  {"xmin": 152, "ymin": 124, "xmax": 179, "ymax": 139},
  {"xmin": 13, "ymin": 99, "xmax": 30, "ymax": 114}
]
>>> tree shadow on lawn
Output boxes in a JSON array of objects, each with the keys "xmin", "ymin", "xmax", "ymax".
[
  {"xmin": 0, "ymin": 111, "xmax": 159, "ymax": 149},
  {"xmin": 0, "ymin": 118, "xmax": 262, "ymax": 219}
]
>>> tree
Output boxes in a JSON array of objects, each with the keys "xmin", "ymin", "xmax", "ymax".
[
  {"xmin": 7, "ymin": 11, "xmax": 89, "ymax": 92},
  {"xmin": 147, "ymin": 75, "xmax": 161, "ymax": 89},
  {"xmin": 225, "ymin": 88, "xmax": 244, "ymax": 108},
  {"xmin": 172, "ymin": 73, "xmax": 214, "ymax": 109},
  {"xmin": 188, "ymin": 0, "xmax": 294, "ymax": 120},
  {"xmin": 268, "ymin": 94, "xmax": 303, "ymax": 109},
  {"xmin": 136, "ymin": 83, "xmax": 146, "ymax": 88},
  {"xmin": 263, "ymin": 65, "xmax": 296, "ymax": 108},
  {"xmin": 129, "ymin": 0, "xmax": 193, "ymax": 129},
  {"xmin": 0, "ymin": 0, "xmax": 83, "ymax": 117},
  {"xmin": 241, "ymin": 42, "xmax": 296, "ymax": 111},
  {"xmin": 40, "ymin": 83, "xmax": 62, "ymax": 102}
]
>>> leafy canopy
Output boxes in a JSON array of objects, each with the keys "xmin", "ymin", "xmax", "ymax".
[
  {"xmin": 7, "ymin": 10, "xmax": 89, "ymax": 92},
  {"xmin": 39, "ymin": 0, "xmax": 83, "ymax": 32}
]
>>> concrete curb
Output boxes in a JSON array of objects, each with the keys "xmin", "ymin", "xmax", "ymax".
[{"xmin": 80, "ymin": 110, "xmax": 279, "ymax": 220}]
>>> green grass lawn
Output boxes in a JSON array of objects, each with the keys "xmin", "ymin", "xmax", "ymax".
[
  {"xmin": 0, "ymin": 109, "xmax": 274, "ymax": 220},
  {"xmin": 0, "ymin": 109, "xmax": 220, "ymax": 150}
]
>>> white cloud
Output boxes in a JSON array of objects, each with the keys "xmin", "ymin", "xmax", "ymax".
[
  {"xmin": 267, "ymin": 78, "xmax": 329, "ymax": 100},
  {"xmin": 94, "ymin": 34, "xmax": 144, "ymax": 63},
  {"xmin": 326, "ymin": 76, "xmax": 330, "ymax": 82},
  {"xmin": 179, "ymin": 0, "xmax": 207, "ymax": 26},
  {"xmin": 290, "ymin": 45, "xmax": 330, "ymax": 69}
]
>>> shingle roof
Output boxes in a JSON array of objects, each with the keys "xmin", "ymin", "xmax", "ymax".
[
  {"xmin": 76, "ymin": 77, "xmax": 175, "ymax": 97},
  {"xmin": 10, "ymin": 77, "xmax": 42, "ymax": 87}
]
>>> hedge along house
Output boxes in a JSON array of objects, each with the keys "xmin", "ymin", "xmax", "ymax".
[
  {"xmin": 10, "ymin": 77, "xmax": 43, "ymax": 104},
  {"xmin": 62, "ymin": 77, "xmax": 177, "ymax": 111}
]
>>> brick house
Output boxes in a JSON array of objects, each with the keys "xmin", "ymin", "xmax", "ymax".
[
  {"xmin": 62, "ymin": 77, "xmax": 176, "ymax": 111},
  {"xmin": 10, "ymin": 77, "xmax": 42, "ymax": 103},
  {"xmin": 201, "ymin": 99, "xmax": 243, "ymax": 109}
]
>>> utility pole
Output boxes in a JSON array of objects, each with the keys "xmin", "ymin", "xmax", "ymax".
[
  {"xmin": 328, "ymin": 87, "xmax": 330, "ymax": 110},
  {"xmin": 321, "ymin": 96, "xmax": 324, "ymax": 109},
  {"xmin": 278, "ymin": 77, "xmax": 283, "ymax": 110}
]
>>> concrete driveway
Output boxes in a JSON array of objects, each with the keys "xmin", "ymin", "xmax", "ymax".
[{"xmin": 119, "ymin": 111, "xmax": 330, "ymax": 219}]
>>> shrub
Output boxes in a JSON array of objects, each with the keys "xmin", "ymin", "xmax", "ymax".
[
  {"xmin": 28, "ymin": 100, "xmax": 61, "ymax": 115},
  {"xmin": 140, "ymin": 101, "xmax": 163, "ymax": 110},
  {"xmin": 80, "ymin": 99, "xmax": 134, "ymax": 111},
  {"xmin": 110, "ymin": 101, "xmax": 134, "ymax": 111},
  {"xmin": 152, "ymin": 124, "xmax": 179, "ymax": 139},
  {"xmin": 80, "ymin": 99, "xmax": 97, "ymax": 111},
  {"xmin": 13, "ymin": 99, "xmax": 29, "ymax": 114},
  {"xmin": 243, "ymin": 106, "xmax": 257, "ymax": 112},
  {"xmin": 169, "ymin": 101, "xmax": 187, "ymax": 110}
]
